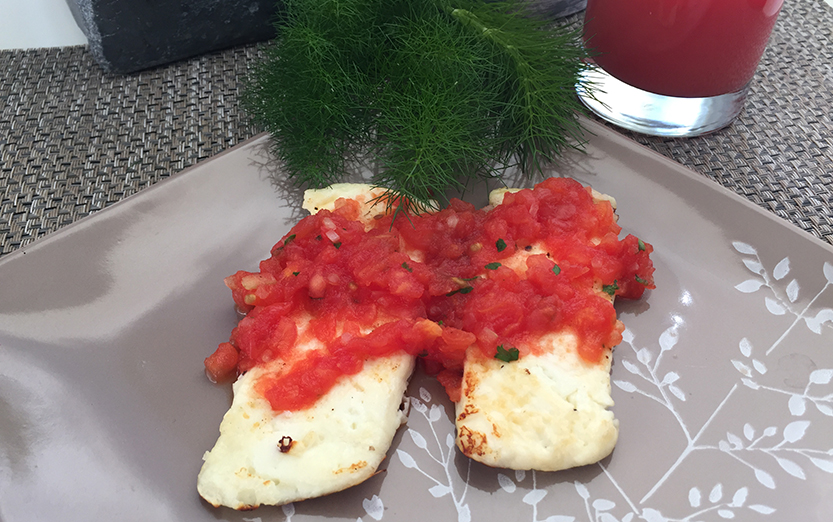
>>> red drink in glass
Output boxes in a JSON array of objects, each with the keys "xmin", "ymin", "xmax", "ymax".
[
  {"xmin": 576, "ymin": 0, "xmax": 784, "ymax": 136},
  {"xmin": 583, "ymin": 0, "xmax": 783, "ymax": 98}
]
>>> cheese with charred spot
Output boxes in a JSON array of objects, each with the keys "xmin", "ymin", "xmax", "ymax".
[
  {"xmin": 197, "ymin": 349, "xmax": 414, "ymax": 509},
  {"xmin": 198, "ymin": 185, "xmax": 416, "ymax": 509},
  {"xmin": 455, "ymin": 187, "xmax": 620, "ymax": 471},
  {"xmin": 455, "ymin": 334, "xmax": 617, "ymax": 471}
]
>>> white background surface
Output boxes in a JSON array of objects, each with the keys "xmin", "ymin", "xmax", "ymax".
[{"xmin": 0, "ymin": 0, "xmax": 87, "ymax": 50}]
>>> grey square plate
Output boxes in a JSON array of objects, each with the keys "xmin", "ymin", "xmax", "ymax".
[{"xmin": 1, "ymin": 118, "xmax": 831, "ymax": 522}]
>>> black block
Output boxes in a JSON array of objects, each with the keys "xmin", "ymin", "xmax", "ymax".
[
  {"xmin": 65, "ymin": 0, "xmax": 280, "ymax": 73},
  {"xmin": 64, "ymin": 1, "xmax": 585, "ymax": 74}
]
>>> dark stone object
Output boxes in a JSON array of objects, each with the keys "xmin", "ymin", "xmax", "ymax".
[
  {"xmin": 65, "ymin": 0, "xmax": 280, "ymax": 73},
  {"xmin": 64, "ymin": 0, "xmax": 585, "ymax": 75}
]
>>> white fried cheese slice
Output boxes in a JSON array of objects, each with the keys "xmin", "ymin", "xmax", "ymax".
[
  {"xmin": 198, "ymin": 184, "xmax": 418, "ymax": 509},
  {"xmin": 456, "ymin": 336, "xmax": 617, "ymax": 471},
  {"xmin": 455, "ymin": 188, "xmax": 620, "ymax": 471},
  {"xmin": 302, "ymin": 183, "xmax": 390, "ymax": 220},
  {"xmin": 197, "ymin": 344, "xmax": 414, "ymax": 509}
]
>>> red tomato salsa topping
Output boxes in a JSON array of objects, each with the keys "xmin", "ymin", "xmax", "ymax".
[{"xmin": 204, "ymin": 178, "xmax": 655, "ymax": 410}]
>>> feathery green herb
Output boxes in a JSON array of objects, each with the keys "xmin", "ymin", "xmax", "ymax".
[{"xmin": 243, "ymin": 0, "xmax": 591, "ymax": 209}]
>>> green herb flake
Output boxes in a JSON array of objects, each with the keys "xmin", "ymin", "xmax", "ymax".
[
  {"xmin": 602, "ymin": 280, "xmax": 619, "ymax": 296},
  {"xmin": 285, "ymin": 234, "xmax": 296, "ymax": 245},
  {"xmin": 402, "ymin": 262, "xmax": 413, "ymax": 272},
  {"xmin": 638, "ymin": 238, "xmax": 646, "ymax": 252},
  {"xmin": 485, "ymin": 262, "xmax": 501, "ymax": 270},
  {"xmin": 496, "ymin": 238, "xmax": 507, "ymax": 252},
  {"xmin": 446, "ymin": 286, "xmax": 474, "ymax": 297},
  {"xmin": 333, "ymin": 241, "xmax": 342, "ymax": 249},
  {"xmin": 292, "ymin": 271, "xmax": 300, "ymax": 276},
  {"xmin": 552, "ymin": 263, "xmax": 561, "ymax": 275},
  {"xmin": 494, "ymin": 345, "xmax": 520, "ymax": 362},
  {"xmin": 635, "ymin": 275, "xmax": 649, "ymax": 285}
]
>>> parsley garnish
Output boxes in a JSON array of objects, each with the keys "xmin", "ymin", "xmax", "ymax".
[
  {"xmin": 275, "ymin": 233, "xmax": 297, "ymax": 252},
  {"xmin": 495, "ymin": 345, "xmax": 519, "ymax": 362},
  {"xmin": 446, "ymin": 286, "xmax": 474, "ymax": 297},
  {"xmin": 292, "ymin": 271, "xmax": 300, "ymax": 276},
  {"xmin": 496, "ymin": 238, "xmax": 507, "ymax": 252},
  {"xmin": 402, "ymin": 262, "xmax": 413, "ymax": 272},
  {"xmin": 333, "ymin": 241, "xmax": 342, "ymax": 249},
  {"xmin": 485, "ymin": 262, "xmax": 501, "ymax": 270},
  {"xmin": 635, "ymin": 275, "xmax": 649, "ymax": 285},
  {"xmin": 638, "ymin": 238, "xmax": 646, "ymax": 251},
  {"xmin": 552, "ymin": 263, "xmax": 561, "ymax": 275},
  {"xmin": 602, "ymin": 280, "xmax": 619, "ymax": 296}
]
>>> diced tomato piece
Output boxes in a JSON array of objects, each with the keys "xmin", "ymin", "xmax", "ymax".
[
  {"xmin": 204, "ymin": 342, "xmax": 239, "ymax": 383},
  {"xmin": 210, "ymin": 177, "xmax": 655, "ymax": 410}
]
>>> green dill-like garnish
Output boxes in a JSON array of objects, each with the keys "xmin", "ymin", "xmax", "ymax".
[
  {"xmin": 635, "ymin": 275, "xmax": 649, "ymax": 285},
  {"xmin": 402, "ymin": 262, "xmax": 413, "ymax": 272},
  {"xmin": 552, "ymin": 263, "xmax": 561, "ymax": 275},
  {"xmin": 638, "ymin": 238, "xmax": 646, "ymax": 251},
  {"xmin": 242, "ymin": 0, "xmax": 592, "ymax": 210},
  {"xmin": 495, "ymin": 344, "xmax": 520, "ymax": 362},
  {"xmin": 496, "ymin": 238, "xmax": 507, "ymax": 252},
  {"xmin": 333, "ymin": 241, "xmax": 342, "ymax": 249},
  {"xmin": 292, "ymin": 271, "xmax": 300, "ymax": 276},
  {"xmin": 485, "ymin": 262, "xmax": 501, "ymax": 270},
  {"xmin": 603, "ymin": 280, "xmax": 619, "ymax": 296}
]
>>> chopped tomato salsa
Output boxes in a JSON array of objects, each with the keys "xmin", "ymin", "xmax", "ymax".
[{"xmin": 204, "ymin": 178, "xmax": 655, "ymax": 409}]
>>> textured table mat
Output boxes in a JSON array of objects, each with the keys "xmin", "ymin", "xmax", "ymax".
[{"xmin": 1, "ymin": 2, "xmax": 832, "ymax": 260}]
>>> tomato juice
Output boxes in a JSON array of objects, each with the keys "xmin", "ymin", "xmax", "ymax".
[{"xmin": 583, "ymin": 0, "xmax": 783, "ymax": 98}]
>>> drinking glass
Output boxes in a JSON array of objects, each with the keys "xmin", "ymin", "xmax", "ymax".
[{"xmin": 576, "ymin": 0, "xmax": 784, "ymax": 137}]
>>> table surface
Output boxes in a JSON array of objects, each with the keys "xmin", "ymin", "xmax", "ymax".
[{"xmin": 1, "ymin": 2, "xmax": 832, "ymax": 260}]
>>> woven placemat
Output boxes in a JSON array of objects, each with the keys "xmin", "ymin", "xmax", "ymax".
[{"xmin": 2, "ymin": 2, "xmax": 832, "ymax": 260}]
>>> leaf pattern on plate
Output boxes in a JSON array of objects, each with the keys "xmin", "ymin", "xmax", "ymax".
[
  {"xmin": 733, "ymin": 244, "xmax": 833, "ymax": 343},
  {"xmin": 318, "ymin": 241, "xmax": 831, "ymax": 522},
  {"xmin": 395, "ymin": 388, "xmax": 471, "ymax": 522}
]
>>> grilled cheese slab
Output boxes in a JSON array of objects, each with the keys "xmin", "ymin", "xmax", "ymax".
[
  {"xmin": 198, "ymin": 346, "xmax": 414, "ymax": 509},
  {"xmin": 198, "ymin": 185, "xmax": 418, "ymax": 509},
  {"xmin": 454, "ymin": 188, "xmax": 621, "ymax": 471},
  {"xmin": 199, "ymin": 180, "xmax": 653, "ymax": 508},
  {"xmin": 455, "ymin": 331, "xmax": 618, "ymax": 471}
]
